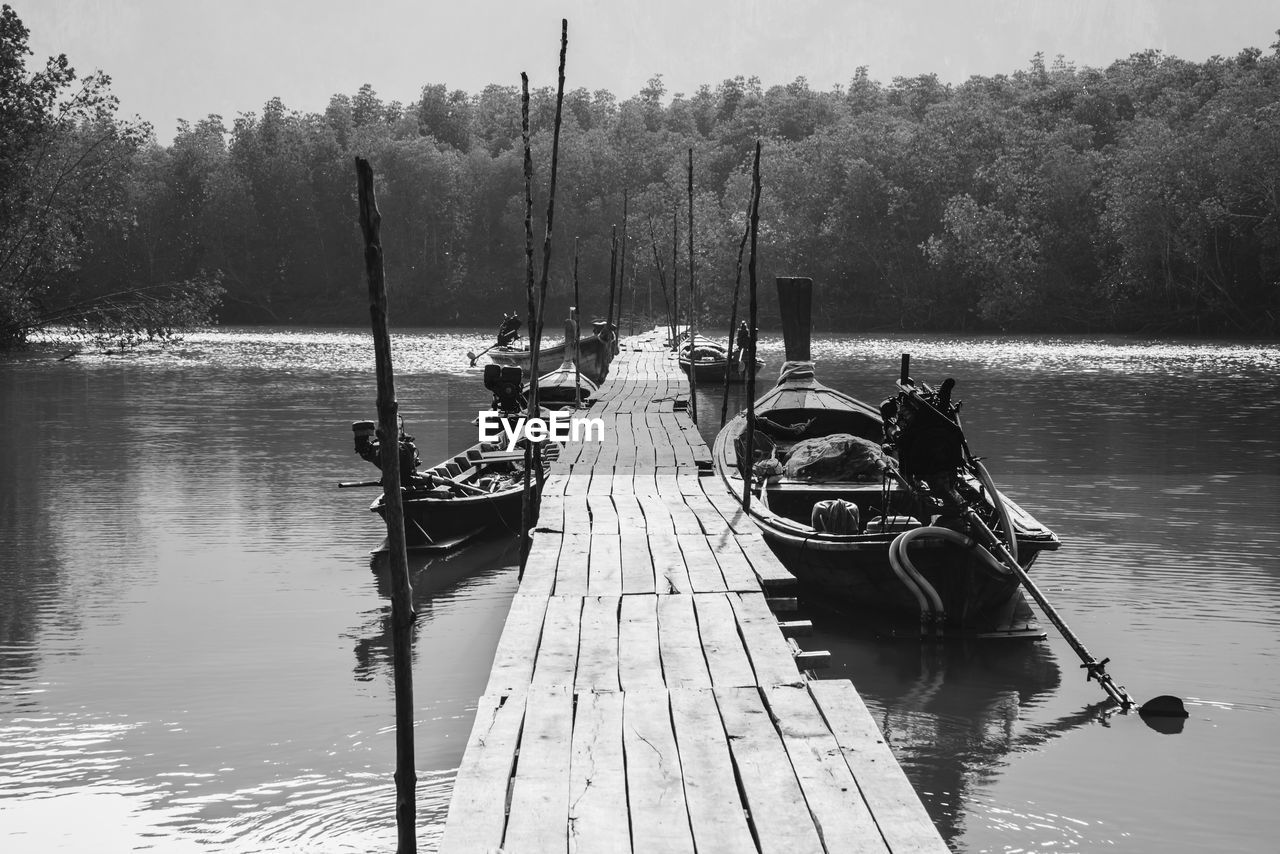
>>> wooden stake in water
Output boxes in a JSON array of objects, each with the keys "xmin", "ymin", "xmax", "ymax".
[
  {"xmin": 687, "ymin": 147, "xmax": 698, "ymax": 425},
  {"xmin": 354, "ymin": 156, "xmax": 417, "ymax": 854},
  {"xmin": 742, "ymin": 141, "xmax": 762, "ymax": 512}
]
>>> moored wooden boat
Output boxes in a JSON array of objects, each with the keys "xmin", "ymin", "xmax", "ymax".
[
  {"xmin": 677, "ymin": 334, "xmax": 762, "ymax": 383},
  {"xmin": 527, "ymin": 316, "xmax": 599, "ymax": 410},
  {"xmin": 487, "ymin": 319, "xmax": 615, "ymax": 383},
  {"xmin": 712, "ymin": 277, "xmax": 1059, "ymax": 637},
  {"xmin": 350, "ymin": 369, "xmax": 555, "ymax": 551}
]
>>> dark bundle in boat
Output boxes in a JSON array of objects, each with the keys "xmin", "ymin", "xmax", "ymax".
[
  {"xmin": 350, "ymin": 363, "xmax": 555, "ymax": 551},
  {"xmin": 713, "ymin": 277, "xmax": 1059, "ymax": 637}
]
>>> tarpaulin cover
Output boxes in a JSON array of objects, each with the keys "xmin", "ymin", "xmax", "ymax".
[{"xmin": 782, "ymin": 433, "xmax": 887, "ymax": 481}]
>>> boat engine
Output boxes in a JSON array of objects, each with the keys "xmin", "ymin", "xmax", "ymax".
[
  {"xmin": 496, "ymin": 312, "xmax": 522, "ymax": 347},
  {"xmin": 483, "ymin": 364, "xmax": 527, "ymax": 417},
  {"xmin": 351, "ymin": 419, "xmax": 422, "ymax": 482},
  {"xmin": 884, "ymin": 376, "xmax": 967, "ymax": 484}
]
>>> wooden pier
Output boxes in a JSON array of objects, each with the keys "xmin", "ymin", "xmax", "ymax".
[{"xmin": 439, "ymin": 332, "xmax": 948, "ymax": 853}]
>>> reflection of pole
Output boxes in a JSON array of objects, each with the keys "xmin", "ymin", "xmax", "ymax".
[
  {"xmin": 354, "ymin": 156, "xmax": 416, "ymax": 854},
  {"xmin": 687, "ymin": 148, "xmax": 698, "ymax": 425},
  {"xmin": 742, "ymin": 141, "xmax": 761, "ymax": 512}
]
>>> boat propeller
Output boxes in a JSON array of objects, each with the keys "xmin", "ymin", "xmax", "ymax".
[{"xmin": 893, "ymin": 354, "xmax": 1189, "ymax": 728}]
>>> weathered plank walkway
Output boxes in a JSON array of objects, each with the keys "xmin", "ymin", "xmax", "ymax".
[{"xmin": 439, "ymin": 331, "xmax": 947, "ymax": 853}]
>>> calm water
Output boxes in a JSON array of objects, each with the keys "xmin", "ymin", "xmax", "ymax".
[{"xmin": 2, "ymin": 327, "xmax": 1279, "ymax": 853}]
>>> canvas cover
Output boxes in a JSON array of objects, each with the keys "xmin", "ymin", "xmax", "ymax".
[{"xmin": 782, "ymin": 433, "xmax": 887, "ymax": 481}]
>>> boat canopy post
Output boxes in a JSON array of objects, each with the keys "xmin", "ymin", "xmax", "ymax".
[{"xmin": 355, "ymin": 156, "xmax": 417, "ymax": 853}]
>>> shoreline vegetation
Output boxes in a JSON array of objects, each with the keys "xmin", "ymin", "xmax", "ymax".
[{"xmin": 3, "ymin": 4, "xmax": 1279, "ymax": 351}]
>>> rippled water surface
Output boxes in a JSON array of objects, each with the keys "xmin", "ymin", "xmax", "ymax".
[{"xmin": 3, "ymin": 326, "xmax": 1280, "ymax": 852}]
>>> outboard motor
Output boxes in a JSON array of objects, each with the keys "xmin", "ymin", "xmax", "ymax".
[
  {"xmin": 351, "ymin": 418, "xmax": 422, "ymax": 482},
  {"xmin": 483, "ymin": 364, "xmax": 527, "ymax": 416},
  {"xmin": 496, "ymin": 313, "xmax": 522, "ymax": 347}
]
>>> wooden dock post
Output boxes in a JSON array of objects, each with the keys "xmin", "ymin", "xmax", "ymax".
[{"xmin": 354, "ymin": 156, "xmax": 417, "ymax": 854}]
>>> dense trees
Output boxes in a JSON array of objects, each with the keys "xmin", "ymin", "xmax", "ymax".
[
  {"xmin": 0, "ymin": 4, "xmax": 221, "ymax": 348},
  {"xmin": 4, "ymin": 4, "xmax": 1279, "ymax": 348}
]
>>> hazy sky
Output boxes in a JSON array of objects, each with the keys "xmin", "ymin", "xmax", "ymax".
[{"xmin": 19, "ymin": 0, "xmax": 1280, "ymax": 143}]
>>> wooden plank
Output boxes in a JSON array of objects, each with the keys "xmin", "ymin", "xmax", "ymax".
[
  {"xmin": 575, "ymin": 595, "xmax": 620, "ymax": 692},
  {"xmin": 732, "ymin": 533, "xmax": 798, "ymax": 592},
  {"xmin": 563, "ymin": 494, "xmax": 592, "ymax": 533},
  {"xmin": 530, "ymin": 595, "xmax": 581, "ymax": 691},
  {"xmin": 504, "ymin": 687, "xmax": 574, "ymax": 854},
  {"xmin": 485, "ymin": 593, "xmax": 548, "ymax": 695},
  {"xmin": 657, "ymin": 594, "xmax": 712, "ymax": 689},
  {"xmin": 636, "ymin": 494, "xmax": 676, "ymax": 534},
  {"xmin": 438, "ymin": 691, "xmax": 525, "ymax": 853},
  {"xmin": 568, "ymin": 690, "xmax": 631, "ymax": 854},
  {"xmin": 648, "ymin": 530, "xmax": 692, "ymax": 595},
  {"xmin": 667, "ymin": 687, "xmax": 757, "ymax": 854},
  {"xmin": 587, "ymin": 532, "xmax": 623, "ymax": 596},
  {"xmin": 618, "ymin": 594, "xmax": 664, "ymax": 691},
  {"xmin": 555, "ymin": 532, "xmax": 591, "ymax": 596},
  {"xmin": 692, "ymin": 593, "xmax": 758, "ymax": 688},
  {"xmin": 713, "ymin": 686, "xmax": 826, "ymax": 854},
  {"xmin": 729, "ymin": 592, "xmax": 803, "ymax": 688},
  {"xmin": 678, "ymin": 534, "xmax": 729, "ymax": 593},
  {"xmin": 623, "ymin": 689, "xmax": 696, "ymax": 854},
  {"xmin": 764, "ymin": 684, "xmax": 890, "ymax": 853},
  {"xmin": 808, "ymin": 680, "xmax": 950, "ymax": 853},
  {"xmin": 705, "ymin": 531, "xmax": 764, "ymax": 592},
  {"xmin": 619, "ymin": 530, "xmax": 657, "ymax": 595},
  {"xmin": 520, "ymin": 532, "xmax": 562, "ymax": 598},
  {"xmin": 586, "ymin": 494, "xmax": 619, "ymax": 535}
]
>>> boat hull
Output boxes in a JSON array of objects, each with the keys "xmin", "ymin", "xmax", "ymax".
[
  {"xmin": 488, "ymin": 333, "xmax": 613, "ymax": 384},
  {"xmin": 755, "ymin": 519, "xmax": 1046, "ymax": 636},
  {"xmin": 678, "ymin": 355, "xmax": 763, "ymax": 383}
]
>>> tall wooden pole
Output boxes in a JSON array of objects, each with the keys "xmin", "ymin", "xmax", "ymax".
[
  {"xmin": 686, "ymin": 148, "xmax": 698, "ymax": 425},
  {"xmin": 616, "ymin": 189, "xmax": 629, "ymax": 338},
  {"xmin": 606, "ymin": 223, "xmax": 618, "ymax": 353},
  {"xmin": 355, "ymin": 156, "xmax": 417, "ymax": 854},
  {"xmin": 518, "ymin": 74, "xmax": 536, "ymax": 569},
  {"xmin": 742, "ymin": 141, "xmax": 762, "ymax": 512},
  {"xmin": 647, "ymin": 215, "xmax": 675, "ymax": 347},
  {"xmin": 573, "ymin": 238, "xmax": 582, "ymax": 408},
  {"xmin": 720, "ymin": 215, "xmax": 750, "ymax": 427}
]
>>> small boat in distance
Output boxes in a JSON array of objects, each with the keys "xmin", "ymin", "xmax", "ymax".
[
  {"xmin": 487, "ymin": 317, "xmax": 616, "ymax": 383},
  {"xmin": 712, "ymin": 277, "xmax": 1059, "ymax": 637},
  {"xmin": 678, "ymin": 331, "xmax": 762, "ymax": 383},
  {"xmin": 528, "ymin": 315, "xmax": 599, "ymax": 410}
]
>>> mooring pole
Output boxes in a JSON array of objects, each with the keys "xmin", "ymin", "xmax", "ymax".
[
  {"xmin": 720, "ymin": 215, "xmax": 750, "ymax": 427},
  {"xmin": 519, "ymin": 72, "xmax": 536, "ymax": 570},
  {"xmin": 355, "ymin": 156, "xmax": 417, "ymax": 854},
  {"xmin": 742, "ymin": 141, "xmax": 762, "ymax": 512},
  {"xmin": 687, "ymin": 148, "xmax": 698, "ymax": 425}
]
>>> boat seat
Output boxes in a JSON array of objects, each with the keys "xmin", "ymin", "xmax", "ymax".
[
  {"xmin": 445, "ymin": 462, "xmax": 462, "ymax": 477},
  {"xmin": 466, "ymin": 449, "xmax": 483, "ymax": 462},
  {"xmin": 453, "ymin": 455, "xmax": 470, "ymax": 470},
  {"xmin": 478, "ymin": 450, "xmax": 527, "ymax": 463}
]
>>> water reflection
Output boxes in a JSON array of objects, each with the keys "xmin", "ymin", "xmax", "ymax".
[{"xmin": 351, "ymin": 536, "xmax": 522, "ymax": 684}]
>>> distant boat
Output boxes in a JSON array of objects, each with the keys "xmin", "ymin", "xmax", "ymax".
[
  {"xmin": 678, "ymin": 334, "xmax": 762, "ymax": 383},
  {"xmin": 528, "ymin": 315, "xmax": 599, "ymax": 410},
  {"xmin": 712, "ymin": 277, "xmax": 1059, "ymax": 637},
  {"xmin": 487, "ymin": 318, "xmax": 616, "ymax": 383}
]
